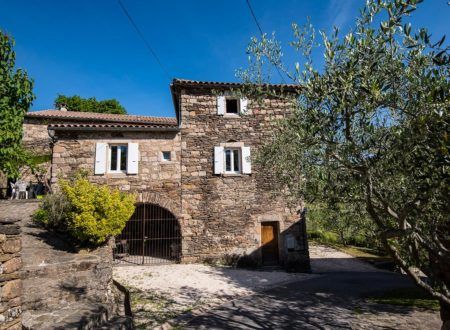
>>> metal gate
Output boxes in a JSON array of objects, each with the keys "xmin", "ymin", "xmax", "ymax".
[{"xmin": 113, "ymin": 203, "xmax": 181, "ymax": 265}]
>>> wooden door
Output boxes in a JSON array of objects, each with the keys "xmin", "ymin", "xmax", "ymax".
[{"xmin": 261, "ymin": 222, "xmax": 279, "ymax": 265}]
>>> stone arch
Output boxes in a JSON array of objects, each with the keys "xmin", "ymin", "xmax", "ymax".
[
  {"xmin": 136, "ymin": 191, "xmax": 181, "ymax": 219},
  {"xmin": 115, "ymin": 201, "xmax": 182, "ymax": 264}
]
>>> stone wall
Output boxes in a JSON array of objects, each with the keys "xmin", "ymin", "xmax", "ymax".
[
  {"xmin": 0, "ymin": 200, "xmax": 131, "ymax": 329},
  {"xmin": 22, "ymin": 118, "xmax": 52, "ymax": 155},
  {"xmin": 51, "ymin": 130, "xmax": 182, "ymax": 212},
  {"xmin": 178, "ymin": 88, "xmax": 309, "ymax": 269},
  {"xmin": 0, "ymin": 211, "xmax": 24, "ymax": 329}
]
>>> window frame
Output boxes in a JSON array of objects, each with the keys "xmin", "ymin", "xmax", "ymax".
[
  {"xmin": 108, "ymin": 144, "xmax": 128, "ymax": 173},
  {"xmin": 225, "ymin": 97, "xmax": 240, "ymax": 115},
  {"xmin": 224, "ymin": 147, "xmax": 242, "ymax": 174}
]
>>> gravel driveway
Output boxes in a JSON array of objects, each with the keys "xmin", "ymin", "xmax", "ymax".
[
  {"xmin": 114, "ymin": 245, "xmax": 440, "ymax": 329},
  {"xmin": 114, "ymin": 264, "xmax": 315, "ymax": 328}
]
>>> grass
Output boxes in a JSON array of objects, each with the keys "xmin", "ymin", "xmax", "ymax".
[
  {"xmin": 128, "ymin": 287, "xmax": 201, "ymax": 329},
  {"xmin": 309, "ymin": 236, "xmax": 395, "ymax": 270},
  {"xmin": 367, "ymin": 287, "xmax": 440, "ymax": 311}
]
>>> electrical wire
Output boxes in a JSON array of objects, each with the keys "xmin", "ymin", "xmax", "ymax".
[
  {"xmin": 117, "ymin": 0, "xmax": 171, "ymax": 80},
  {"xmin": 245, "ymin": 0, "xmax": 286, "ymax": 83}
]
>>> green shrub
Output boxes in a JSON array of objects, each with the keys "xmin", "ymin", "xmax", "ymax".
[
  {"xmin": 33, "ymin": 191, "xmax": 70, "ymax": 230},
  {"xmin": 60, "ymin": 177, "xmax": 136, "ymax": 245},
  {"xmin": 35, "ymin": 175, "xmax": 136, "ymax": 246}
]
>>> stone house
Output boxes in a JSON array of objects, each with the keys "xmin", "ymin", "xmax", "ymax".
[{"xmin": 23, "ymin": 79, "xmax": 310, "ymax": 270}]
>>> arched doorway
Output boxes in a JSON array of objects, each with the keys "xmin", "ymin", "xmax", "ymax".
[{"xmin": 114, "ymin": 203, "xmax": 181, "ymax": 265}]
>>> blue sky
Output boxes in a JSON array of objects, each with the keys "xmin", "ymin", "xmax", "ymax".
[{"xmin": 1, "ymin": 0, "xmax": 448, "ymax": 117}]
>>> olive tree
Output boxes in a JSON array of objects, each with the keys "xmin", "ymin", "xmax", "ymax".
[
  {"xmin": 0, "ymin": 31, "xmax": 34, "ymax": 178},
  {"xmin": 239, "ymin": 0, "xmax": 449, "ymax": 324}
]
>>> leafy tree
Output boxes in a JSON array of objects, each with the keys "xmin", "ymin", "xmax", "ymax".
[
  {"xmin": 54, "ymin": 95, "xmax": 127, "ymax": 114},
  {"xmin": 239, "ymin": 0, "xmax": 450, "ymax": 324},
  {"xmin": 0, "ymin": 31, "xmax": 35, "ymax": 178}
]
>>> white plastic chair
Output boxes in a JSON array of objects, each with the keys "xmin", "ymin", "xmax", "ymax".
[
  {"xmin": 9, "ymin": 182, "xmax": 17, "ymax": 200},
  {"xmin": 17, "ymin": 181, "xmax": 28, "ymax": 199}
]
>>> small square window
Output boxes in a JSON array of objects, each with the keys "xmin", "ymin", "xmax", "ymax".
[
  {"xmin": 225, "ymin": 99, "xmax": 239, "ymax": 114},
  {"xmin": 162, "ymin": 151, "xmax": 171, "ymax": 161}
]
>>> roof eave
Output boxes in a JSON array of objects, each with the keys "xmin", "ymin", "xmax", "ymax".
[
  {"xmin": 25, "ymin": 114, "xmax": 176, "ymax": 126},
  {"xmin": 48, "ymin": 126, "xmax": 180, "ymax": 132}
]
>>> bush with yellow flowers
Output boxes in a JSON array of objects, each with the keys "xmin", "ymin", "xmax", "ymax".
[{"xmin": 34, "ymin": 173, "xmax": 136, "ymax": 246}]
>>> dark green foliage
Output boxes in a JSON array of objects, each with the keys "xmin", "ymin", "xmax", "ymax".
[
  {"xmin": 307, "ymin": 203, "xmax": 378, "ymax": 248},
  {"xmin": 0, "ymin": 31, "xmax": 35, "ymax": 178},
  {"xmin": 368, "ymin": 287, "xmax": 440, "ymax": 310},
  {"xmin": 28, "ymin": 154, "xmax": 52, "ymax": 166},
  {"xmin": 54, "ymin": 95, "xmax": 127, "ymax": 114}
]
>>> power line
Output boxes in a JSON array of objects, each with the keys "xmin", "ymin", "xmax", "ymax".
[
  {"xmin": 245, "ymin": 0, "xmax": 286, "ymax": 83},
  {"xmin": 117, "ymin": 0, "xmax": 171, "ymax": 80},
  {"xmin": 246, "ymin": 0, "xmax": 263, "ymax": 35}
]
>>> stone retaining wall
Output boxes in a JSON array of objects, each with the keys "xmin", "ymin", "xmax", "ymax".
[
  {"xmin": 0, "ymin": 217, "xmax": 22, "ymax": 330},
  {"xmin": 0, "ymin": 200, "xmax": 131, "ymax": 329}
]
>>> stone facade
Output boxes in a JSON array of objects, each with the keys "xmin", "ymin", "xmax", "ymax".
[
  {"xmin": 22, "ymin": 80, "xmax": 310, "ymax": 270},
  {"xmin": 51, "ymin": 130, "xmax": 182, "ymax": 214},
  {"xmin": 22, "ymin": 118, "xmax": 53, "ymax": 154},
  {"xmin": 176, "ymin": 87, "xmax": 308, "ymax": 268}
]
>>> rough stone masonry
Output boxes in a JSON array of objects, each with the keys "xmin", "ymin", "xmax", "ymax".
[
  {"xmin": 22, "ymin": 79, "xmax": 310, "ymax": 270},
  {"xmin": 0, "ymin": 214, "xmax": 23, "ymax": 330}
]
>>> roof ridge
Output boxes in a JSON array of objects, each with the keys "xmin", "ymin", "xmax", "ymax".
[{"xmin": 27, "ymin": 109, "xmax": 175, "ymax": 119}]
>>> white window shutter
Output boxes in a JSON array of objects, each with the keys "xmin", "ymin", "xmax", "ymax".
[
  {"xmin": 217, "ymin": 96, "xmax": 226, "ymax": 115},
  {"xmin": 242, "ymin": 146, "xmax": 252, "ymax": 174},
  {"xmin": 240, "ymin": 98, "xmax": 248, "ymax": 115},
  {"xmin": 214, "ymin": 146, "xmax": 224, "ymax": 174},
  {"xmin": 94, "ymin": 143, "xmax": 107, "ymax": 175},
  {"xmin": 127, "ymin": 143, "xmax": 139, "ymax": 174}
]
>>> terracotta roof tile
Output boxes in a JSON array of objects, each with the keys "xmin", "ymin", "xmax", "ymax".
[
  {"xmin": 26, "ymin": 110, "xmax": 178, "ymax": 126},
  {"xmin": 48, "ymin": 123, "xmax": 179, "ymax": 131},
  {"xmin": 171, "ymin": 78, "xmax": 301, "ymax": 91}
]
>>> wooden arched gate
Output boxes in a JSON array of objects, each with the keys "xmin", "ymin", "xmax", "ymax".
[{"xmin": 113, "ymin": 203, "xmax": 181, "ymax": 265}]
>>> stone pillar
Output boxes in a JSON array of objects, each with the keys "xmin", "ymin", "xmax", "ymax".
[{"xmin": 0, "ymin": 218, "xmax": 22, "ymax": 330}]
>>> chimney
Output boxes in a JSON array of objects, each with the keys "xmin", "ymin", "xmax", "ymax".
[{"xmin": 59, "ymin": 103, "xmax": 68, "ymax": 112}]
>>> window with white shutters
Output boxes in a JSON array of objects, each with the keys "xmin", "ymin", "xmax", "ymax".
[
  {"xmin": 217, "ymin": 96, "xmax": 249, "ymax": 116},
  {"xmin": 214, "ymin": 145, "xmax": 251, "ymax": 175}
]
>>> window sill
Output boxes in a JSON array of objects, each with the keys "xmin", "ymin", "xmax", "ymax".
[
  {"xmin": 223, "ymin": 113, "xmax": 241, "ymax": 118},
  {"xmin": 222, "ymin": 173, "xmax": 246, "ymax": 177},
  {"xmin": 105, "ymin": 173, "xmax": 129, "ymax": 178}
]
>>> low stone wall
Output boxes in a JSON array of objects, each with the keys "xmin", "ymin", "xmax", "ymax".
[
  {"xmin": 0, "ymin": 217, "xmax": 22, "ymax": 330},
  {"xmin": 0, "ymin": 200, "xmax": 131, "ymax": 329}
]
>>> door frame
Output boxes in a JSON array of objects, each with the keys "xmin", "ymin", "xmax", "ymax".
[{"xmin": 260, "ymin": 221, "xmax": 280, "ymax": 265}]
